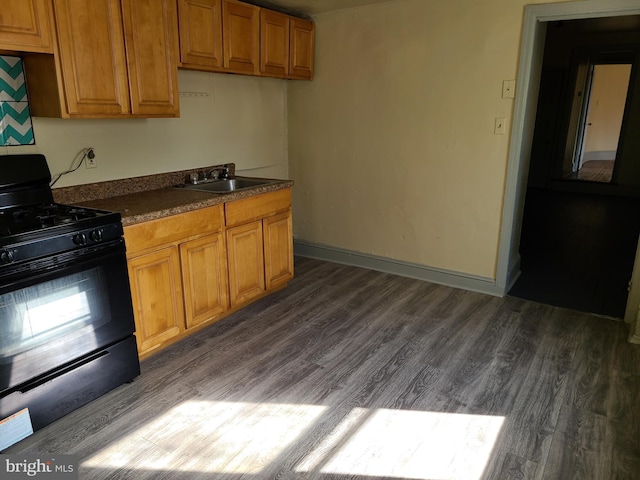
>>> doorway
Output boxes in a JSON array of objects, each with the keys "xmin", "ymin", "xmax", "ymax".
[
  {"xmin": 508, "ymin": 17, "xmax": 640, "ymax": 318},
  {"xmin": 496, "ymin": 3, "xmax": 640, "ymax": 336},
  {"xmin": 566, "ymin": 60, "xmax": 633, "ymax": 183}
]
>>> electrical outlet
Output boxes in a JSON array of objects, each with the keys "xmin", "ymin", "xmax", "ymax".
[
  {"xmin": 502, "ymin": 80, "xmax": 516, "ymax": 99},
  {"xmin": 495, "ymin": 117, "xmax": 506, "ymax": 135},
  {"xmin": 85, "ymin": 148, "xmax": 97, "ymax": 169}
]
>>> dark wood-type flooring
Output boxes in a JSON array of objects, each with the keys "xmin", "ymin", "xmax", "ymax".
[
  {"xmin": 565, "ymin": 160, "xmax": 615, "ymax": 183},
  {"xmin": 8, "ymin": 257, "xmax": 640, "ymax": 479},
  {"xmin": 509, "ymin": 188, "xmax": 640, "ymax": 318}
]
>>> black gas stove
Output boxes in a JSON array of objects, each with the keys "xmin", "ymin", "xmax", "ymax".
[
  {"xmin": 0, "ymin": 155, "xmax": 123, "ymax": 270},
  {"xmin": 0, "ymin": 154, "xmax": 139, "ymax": 448},
  {"xmin": 0, "ymin": 203, "xmax": 114, "ymax": 235}
]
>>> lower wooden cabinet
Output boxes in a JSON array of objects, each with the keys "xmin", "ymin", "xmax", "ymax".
[
  {"xmin": 264, "ymin": 210, "xmax": 294, "ymax": 289},
  {"xmin": 225, "ymin": 188, "xmax": 294, "ymax": 309},
  {"xmin": 128, "ymin": 233, "xmax": 230, "ymax": 358},
  {"xmin": 180, "ymin": 233, "xmax": 229, "ymax": 328},
  {"xmin": 227, "ymin": 220, "xmax": 266, "ymax": 307},
  {"xmin": 127, "ymin": 246, "xmax": 185, "ymax": 355},
  {"xmin": 226, "ymin": 211, "xmax": 294, "ymax": 307},
  {"xmin": 124, "ymin": 188, "xmax": 293, "ymax": 358},
  {"xmin": 124, "ymin": 204, "xmax": 228, "ymax": 358}
]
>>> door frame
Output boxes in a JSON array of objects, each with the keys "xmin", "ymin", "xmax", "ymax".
[
  {"xmin": 573, "ymin": 61, "xmax": 595, "ymax": 173},
  {"xmin": 496, "ymin": 0, "xmax": 640, "ymax": 342}
]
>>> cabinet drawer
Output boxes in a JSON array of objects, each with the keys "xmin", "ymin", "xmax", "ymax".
[
  {"xmin": 225, "ymin": 188, "xmax": 291, "ymax": 227},
  {"xmin": 125, "ymin": 204, "xmax": 224, "ymax": 255}
]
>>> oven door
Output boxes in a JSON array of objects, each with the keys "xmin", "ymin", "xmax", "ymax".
[{"xmin": 0, "ymin": 239, "xmax": 136, "ymax": 395}]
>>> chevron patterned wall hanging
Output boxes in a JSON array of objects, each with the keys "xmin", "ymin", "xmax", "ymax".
[{"xmin": 0, "ymin": 56, "xmax": 35, "ymax": 146}]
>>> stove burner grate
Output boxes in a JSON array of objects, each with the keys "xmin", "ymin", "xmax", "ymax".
[{"xmin": 0, "ymin": 204, "xmax": 108, "ymax": 237}]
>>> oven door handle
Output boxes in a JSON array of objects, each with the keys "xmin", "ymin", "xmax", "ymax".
[{"xmin": 0, "ymin": 239, "xmax": 126, "ymax": 290}]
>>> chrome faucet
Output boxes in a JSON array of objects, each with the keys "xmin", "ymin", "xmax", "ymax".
[
  {"xmin": 219, "ymin": 165, "xmax": 231, "ymax": 179},
  {"xmin": 205, "ymin": 168, "xmax": 220, "ymax": 181}
]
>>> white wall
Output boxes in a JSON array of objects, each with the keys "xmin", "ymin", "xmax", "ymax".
[
  {"xmin": 288, "ymin": 0, "xmax": 571, "ymax": 279},
  {"xmin": 0, "ymin": 69, "xmax": 289, "ymax": 187},
  {"xmin": 585, "ymin": 63, "xmax": 632, "ymax": 156}
]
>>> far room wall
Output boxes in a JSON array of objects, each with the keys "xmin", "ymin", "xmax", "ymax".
[{"xmin": 288, "ymin": 0, "xmax": 574, "ymax": 281}]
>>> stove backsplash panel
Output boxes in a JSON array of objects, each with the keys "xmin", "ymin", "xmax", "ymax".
[{"xmin": 0, "ymin": 56, "xmax": 34, "ymax": 146}]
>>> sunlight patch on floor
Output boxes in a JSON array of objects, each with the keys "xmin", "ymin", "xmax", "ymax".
[
  {"xmin": 297, "ymin": 408, "xmax": 505, "ymax": 480},
  {"xmin": 82, "ymin": 400, "xmax": 327, "ymax": 475},
  {"xmin": 82, "ymin": 401, "xmax": 504, "ymax": 478}
]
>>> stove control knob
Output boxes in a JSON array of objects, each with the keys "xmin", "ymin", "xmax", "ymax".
[
  {"xmin": 0, "ymin": 249, "xmax": 14, "ymax": 264},
  {"xmin": 90, "ymin": 229, "xmax": 104, "ymax": 242},
  {"xmin": 73, "ymin": 233, "xmax": 88, "ymax": 246}
]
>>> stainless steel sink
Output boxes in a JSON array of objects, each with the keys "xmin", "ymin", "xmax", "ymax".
[{"xmin": 177, "ymin": 177, "xmax": 277, "ymax": 193}]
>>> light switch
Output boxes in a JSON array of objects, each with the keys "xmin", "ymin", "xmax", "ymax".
[
  {"xmin": 495, "ymin": 117, "xmax": 506, "ymax": 135},
  {"xmin": 502, "ymin": 80, "xmax": 516, "ymax": 99}
]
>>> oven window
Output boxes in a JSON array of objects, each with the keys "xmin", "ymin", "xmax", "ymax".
[{"xmin": 0, "ymin": 267, "xmax": 109, "ymax": 358}]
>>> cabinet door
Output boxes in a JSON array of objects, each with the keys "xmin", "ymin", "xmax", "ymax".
[
  {"xmin": 52, "ymin": 0, "xmax": 130, "ymax": 116},
  {"xmin": 289, "ymin": 17, "xmax": 314, "ymax": 80},
  {"xmin": 128, "ymin": 247, "xmax": 185, "ymax": 356},
  {"xmin": 178, "ymin": 0, "xmax": 224, "ymax": 70},
  {"xmin": 0, "ymin": 0, "xmax": 53, "ymax": 53},
  {"xmin": 121, "ymin": 0, "xmax": 180, "ymax": 117},
  {"xmin": 180, "ymin": 233, "xmax": 229, "ymax": 328},
  {"xmin": 222, "ymin": 0, "xmax": 259, "ymax": 75},
  {"xmin": 263, "ymin": 210, "xmax": 294, "ymax": 290},
  {"xmin": 227, "ymin": 221, "xmax": 265, "ymax": 307},
  {"xmin": 260, "ymin": 9, "xmax": 289, "ymax": 78}
]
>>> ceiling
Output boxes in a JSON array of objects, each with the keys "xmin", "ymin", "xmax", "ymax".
[{"xmin": 248, "ymin": 0, "xmax": 396, "ymax": 16}]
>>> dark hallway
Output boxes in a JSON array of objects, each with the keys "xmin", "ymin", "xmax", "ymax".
[
  {"xmin": 508, "ymin": 16, "xmax": 640, "ymax": 318},
  {"xmin": 508, "ymin": 188, "xmax": 640, "ymax": 318}
]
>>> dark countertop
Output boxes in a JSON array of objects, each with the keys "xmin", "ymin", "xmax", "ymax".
[
  {"xmin": 68, "ymin": 180, "xmax": 294, "ymax": 227},
  {"xmin": 51, "ymin": 164, "xmax": 293, "ymax": 226}
]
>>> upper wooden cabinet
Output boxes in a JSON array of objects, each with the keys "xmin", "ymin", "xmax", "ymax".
[
  {"xmin": 177, "ymin": 0, "xmax": 224, "ymax": 70},
  {"xmin": 121, "ymin": 0, "xmax": 180, "ymax": 116},
  {"xmin": 222, "ymin": 0, "xmax": 259, "ymax": 75},
  {"xmin": 48, "ymin": 0, "xmax": 129, "ymax": 116},
  {"xmin": 0, "ymin": 0, "xmax": 53, "ymax": 53},
  {"xmin": 177, "ymin": 0, "xmax": 263, "ymax": 76},
  {"xmin": 24, "ymin": 0, "xmax": 179, "ymax": 118},
  {"xmin": 260, "ymin": 9, "xmax": 289, "ymax": 78},
  {"xmin": 177, "ymin": 0, "xmax": 314, "ymax": 80},
  {"xmin": 289, "ymin": 17, "xmax": 314, "ymax": 80}
]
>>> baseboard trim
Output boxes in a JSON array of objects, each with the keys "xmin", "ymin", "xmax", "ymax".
[
  {"xmin": 583, "ymin": 151, "xmax": 616, "ymax": 162},
  {"xmin": 294, "ymin": 240, "xmax": 504, "ymax": 297}
]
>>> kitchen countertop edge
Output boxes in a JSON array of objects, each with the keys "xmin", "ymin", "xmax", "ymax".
[{"xmin": 59, "ymin": 180, "xmax": 294, "ymax": 227}]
